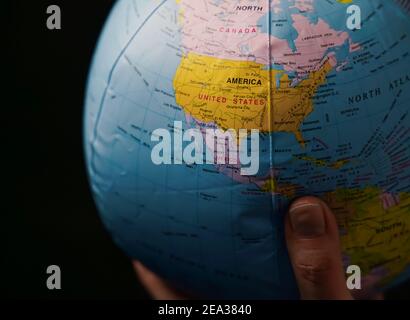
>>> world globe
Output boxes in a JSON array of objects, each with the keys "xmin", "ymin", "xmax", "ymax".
[{"xmin": 84, "ymin": 0, "xmax": 410, "ymax": 299}]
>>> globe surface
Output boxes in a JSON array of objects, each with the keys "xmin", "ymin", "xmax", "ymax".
[{"xmin": 84, "ymin": 0, "xmax": 410, "ymax": 299}]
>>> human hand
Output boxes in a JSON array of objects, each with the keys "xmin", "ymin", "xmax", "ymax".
[{"xmin": 134, "ymin": 197, "xmax": 374, "ymax": 300}]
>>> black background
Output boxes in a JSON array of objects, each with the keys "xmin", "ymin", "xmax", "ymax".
[
  {"xmin": 3, "ymin": 0, "xmax": 410, "ymax": 299},
  {"xmin": 4, "ymin": 0, "xmax": 148, "ymax": 299}
]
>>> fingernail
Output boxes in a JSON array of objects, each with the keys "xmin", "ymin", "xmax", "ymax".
[{"xmin": 289, "ymin": 202, "xmax": 325, "ymax": 237}]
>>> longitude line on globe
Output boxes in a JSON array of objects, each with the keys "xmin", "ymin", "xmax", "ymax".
[{"xmin": 89, "ymin": 0, "xmax": 168, "ymax": 173}]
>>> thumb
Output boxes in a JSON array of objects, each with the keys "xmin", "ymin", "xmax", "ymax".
[{"xmin": 285, "ymin": 197, "xmax": 352, "ymax": 300}]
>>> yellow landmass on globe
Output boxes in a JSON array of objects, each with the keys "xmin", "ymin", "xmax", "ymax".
[
  {"xmin": 294, "ymin": 155, "xmax": 351, "ymax": 169},
  {"xmin": 261, "ymin": 178, "xmax": 276, "ymax": 193},
  {"xmin": 322, "ymin": 187, "xmax": 410, "ymax": 285},
  {"xmin": 261, "ymin": 178, "xmax": 300, "ymax": 199},
  {"xmin": 173, "ymin": 52, "xmax": 333, "ymax": 146},
  {"xmin": 263, "ymin": 179, "xmax": 410, "ymax": 286}
]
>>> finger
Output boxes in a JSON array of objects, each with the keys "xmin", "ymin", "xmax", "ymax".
[
  {"xmin": 133, "ymin": 261, "xmax": 188, "ymax": 300},
  {"xmin": 285, "ymin": 197, "xmax": 353, "ymax": 300}
]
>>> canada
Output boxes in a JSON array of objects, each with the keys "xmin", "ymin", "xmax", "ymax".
[{"xmin": 219, "ymin": 27, "xmax": 258, "ymax": 34}]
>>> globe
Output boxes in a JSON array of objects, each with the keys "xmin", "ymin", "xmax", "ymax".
[{"xmin": 84, "ymin": 0, "xmax": 410, "ymax": 299}]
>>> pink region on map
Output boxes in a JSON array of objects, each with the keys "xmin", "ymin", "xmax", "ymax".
[
  {"xmin": 272, "ymin": 14, "xmax": 358, "ymax": 75},
  {"xmin": 185, "ymin": 114, "xmax": 274, "ymax": 187},
  {"xmin": 292, "ymin": 0, "xmax": 314, "ymax": 12},
  {"xmin": 380, "ymin": 192, "xmax": 401, "ymax": 210},
  {"xmin": 179, "ymin": 1, "xmax": 359, "ymax": 75},
  {"xmin": 178, "ymin": 0, "xmax": 270, "ymax": 64},
  {"xmin": 271, "ymin": 0, "xmax": 282, "ymax": 14}
]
